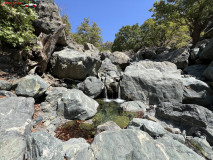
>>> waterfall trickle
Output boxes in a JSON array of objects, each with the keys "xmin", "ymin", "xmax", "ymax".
[
  {"xmin": 104, "ymin": 86, "xmax": 112, "ymax": 102},
  {"xmin": 114, "ymin": 83, "xmax": 125, "ymax": 103}
]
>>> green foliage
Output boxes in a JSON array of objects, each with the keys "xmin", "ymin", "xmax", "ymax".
[
  {"xmin": 61, "ymin": 14, "xmax": 72, "ymax": 38},
  {"xmin": 151, "ymin": 0, "xmax": 213, "ymax": 45},
  {"xmin": 72, "ymin": 18, "xmax": 103, "ymax": 47},
  {"xmin": 112, "ymin": 23, "xmax": 143, "ymax": 52},
  {"xmin": 112, "ymin": 19, "xmax": 190, "ymax": 52},
  {"xmin": 0, "ymin": 2, "xmax": 38, "ymax": 48}
]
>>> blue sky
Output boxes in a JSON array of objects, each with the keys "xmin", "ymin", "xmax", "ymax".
[{"xmin": 55, "ymin": 0, "xmax": 157, "ymax": 42}]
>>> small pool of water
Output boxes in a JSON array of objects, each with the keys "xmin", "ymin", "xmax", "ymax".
[{"xmin": 55, "ymin": 99, "xmax": 143, "ymax": 142}]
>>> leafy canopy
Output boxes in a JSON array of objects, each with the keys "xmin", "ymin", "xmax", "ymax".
[
  {"xmin": 151, "ymin": 0, "xmax": 213, "ymax": 45},
  {"xmin": 0, "ymin": 0, "xmax": 38, "ymax": 48}
]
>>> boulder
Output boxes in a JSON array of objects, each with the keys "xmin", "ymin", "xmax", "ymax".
[
  {"xmin": 0, "ymin": 80, "xmax": 12, "ymax": 90},
  {"xmin": 186, "ymin": 136, "xmax": 213, "ymax": 160},
  {"xmin": 156, "ymin": 102, "xmax": 213, "ymax": 128},
  {"xmin": 190, "ymin": 48, "xmax": 200, "ymax": 60},
  {"xmin": 182, "ymin": 77, "xmax": 213, "ymax": 106},
  {"xmin": 100, "ymin": 51, "xmax": 111, "ymax": 60},
  {"xmin": 184, "ymin": 64, "xmax": 208, "ymax": 79},
  {"xmin": 120, "ymin": 61, "xmax": 183, "ymax": 105},
  {"xmin": 109, "ymin": 51, "xmax": 131, "ymax": 70},
  {"xmin": 84, "ymin": 43, "xmax": 100, "ymax": 58},
  {"xmin": 120, "ymin": 101, "xmax": 149, "ymax": 112},
  {"xmin": 33, "ymin": 1, "xmax": 66, "ymax": 45},
  {"xmin": 203, "ymin": 61, "xmax": 213, "ymax": 81},
  {"xmin": 27, "ymin": 131, "xmax": 63, "ymax": 160},
  {"xmin": 13, "ymin": 75, "xmax": 49, "ymax": 98},
  {"xmin": 199, "ymin": 39, "xmax": 213, "ymax": 60},
  {"xmin": 63, "ymin": 138, "xmax": 90, "ymax": 160},
  {"xmin": 128, "ymin": 118, "xmax": 167, "ymax": 137},
  {"xmin": 77, "ymin": 76, "xmax": 104, "ymax": 98},
  {"xmin": 204, "ymin": 21, "xmax": 213, "ymax": 38},
  {"xmin": 43, "ymin": 87, "xmax": 99, "ymax": 120},
  {"xmin": 136, "ymin": 48, "xmax": 157, "ymax": 60},
  {"xmin": 0, "ymin": 97, "xmax": 35, "ymax": 135},
  {"xmin": 50, "ymin": 48, "xmax": 101, "ymax": 80},
  {"xmin": 99, "ymin": 58, "xmax": 119, "ymax": 76},
  {"xmin": 90, "ymin": 129, "xmax": 204, "ymax": 160},
  {"xmin": 156, "ymin": 48, "xmax": 190, "ymax": 69},
  {"xmin": 96, "ymin": 121, "xmax": 121, "ymax": 134}
]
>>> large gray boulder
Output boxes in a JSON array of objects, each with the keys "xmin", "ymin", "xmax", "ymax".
[
  {"xmin": 43, "ymin": 87, "xmax": 99, "ymax": 120},
  {"xmin": 156, "ymin": 48, "xmax": 190, "ymax": 69},
  {"xmin": 199, "ymin": 39, "xmax": 213, "ymax": 60},
  {"xmin": 182, "ymin": 77, "xmax": 213, "ymax": 106},
  {"xmin": 13, "ymin": 75, "xmax": 49, "ymax": 98},
  {"xmin": 156, "ymin": 102, "xmax": 213, "ymax": 128},
  {"xmin": 0, "ymin": 97, "xmax": 35, "ymax": 135},
  {"xmin": 27, "ymin": 131, "xmax": 63, "ymax": 160},
  {"xmin": 109, "ymin": 51, "xmax": 131, "ymax": 69},
  {"xmin": 77, "ymin": 76, "xmax": 104, "ymax": 98},
  {"xmin": 50, "ymin": 48, "xmax": 101, "ymax": 80},
  {"xmin": 90, "ymin": 129, "xmax": 204, "ymax": 160},
  {"xmin": 0, "ymin": 97, "xmax": 34, "ymax": 160},
  {"xmin": 33, "ymin": 1, "xmax": 66, "ymax": 45},
  {"xmin": 96, "ymin": 121, "xmax": 121, "ymax": 134},
  {"xmin": 120, "ymin": 101, "xmax": 149, "ymax": 112},
  {"xmin": 120, "ymin": 61, "xmax": 183, "ymax": 105},
  {"xmin": 203, "ymin": 61, "xmax": 213, "ymax": 81},
  {"xmin": 128, "ymin": 118, "xmax": 167, "ymax": 137},
  {"xmin": 0, "ymin": 80, "xmax": 12, "ymax": 90}
]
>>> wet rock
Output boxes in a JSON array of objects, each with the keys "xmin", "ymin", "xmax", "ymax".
[
  {"xmin": 27, "ymin": 131, "xmax": 63, "ymax": 160},
  {"xmin": 13, "ymin": 75, "xmax": 49, "ymax": 98},
  {"xmin": 182, "ymin": 77, "xmax": 213, "ymax": 106},
  {"xmin": 184, "ymin": 64, "xmax": 208, "ymax": 79},
  {"xmin": 121, "ymin": 61, "xmax": 183, "ymax": 105},
  {"xmin": 50, "ymin": 48, "xmax": 101, "ymax": 80},
  {"xmin": 77, "ymin": 76, "xmax": 104, "ymax": 98},
  {"xmin": 0, "ymin": 80, "xmax": 12, "ymax": 90}
]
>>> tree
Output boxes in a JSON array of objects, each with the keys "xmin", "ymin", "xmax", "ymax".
[
  {"xmin": 73, "ymin": 18, "xmax": 103, "ymax": 47},
  {"xmin": 112, "ymin": 23, "xmax": 143, "ymax": 52},
  {"xmin": 0, "ymin": 2, "xmax": 38, "ymax": 48},
  {"xmin": 151, "ymin": 0, "xmax": 213, "ymax": 45}
]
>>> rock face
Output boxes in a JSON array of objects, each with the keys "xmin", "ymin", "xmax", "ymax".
[
  {"xmin": 77, "ymin": 76, "xmax": 104, "ymax": 98},
  {"xmin": 182, "ymin": 77, "xmax": 213, "ymax": 106},
  {"xmin": 43, "ymin": 87, "xmax": 99, "ymax": 120},
  {"xmin": 156, "ymin": 48, "xmax": 190, "ymax": 69},
  {"xmin": 121, "ymin": 61, "xmax": 183, "ymax": 105},
  {"xmin": 13, "ymin": 75, "xmax": 49, "ymax": 98},
  {"xmin": 27, "ymin": 131, "xmax": 63, "ymax": 160},
  {"xmin": 90, "ymin": 129, "xmax": 204, "ymax": 160},
  {"xmin": 33, "ymin": 1, "xmax": 66, "ymax": 45},
  {"xmin": 96, "ymin": 121, "xmax": 121, "ymax": 134},
  {"xmin": 199, "ymin": 39, "xmax": 213, "ymax": 60},
  {"xmin": 156, "ymin": 102, "xmax": 213, "ymax": 128},
  {"xmin": 120, "ymin": 101, "xmax": 148, "ymax": 112},
  {"xmin": 109, "ymin": 51, "xmax": 131, "ymax": 69},
  {"xmin": 0, "ymin": 97, "xmax": 34, "ymax": 160},
  {"xmin": 0, "ymin": 80, "xmax": 12, "ymax": 90},
  {"xmin": 50, "ymin": 48, "xmax": 101, "ymax": 80},
  {"xmin": 0, "ymin": 90, "xmax": 17, "ymax": 97},
  {"xmin": 203, "ymin": 61, "xmax": 213, "ymax": 81},
  {"xmin": 128, "ymin": 118, "xmax": 166, "ymax": 137}
]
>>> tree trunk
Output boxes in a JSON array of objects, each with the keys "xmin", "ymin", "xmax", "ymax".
[{"xmin": 37, "ymin": 24, "xmax": 66, "ymax": 74}]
